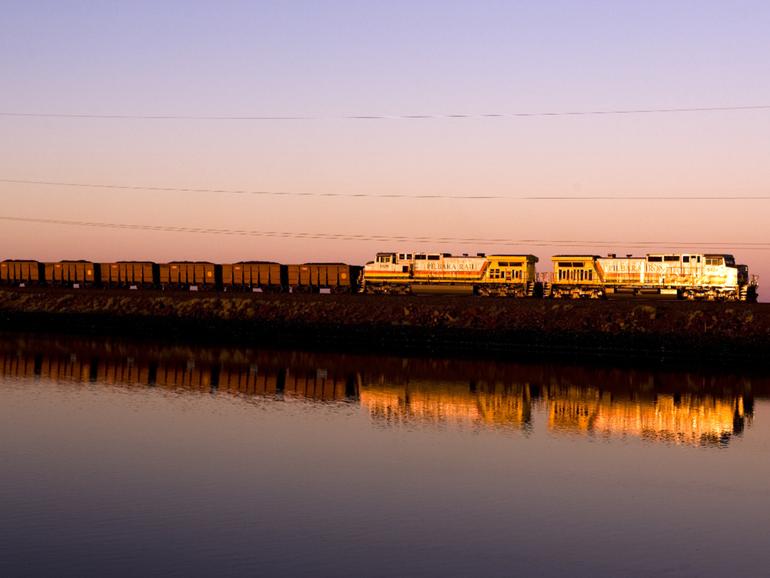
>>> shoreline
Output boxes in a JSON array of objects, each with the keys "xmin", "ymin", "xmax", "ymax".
[{"xmin": 1, "ymin": 288, "xmax": 768, "ymax": 365}]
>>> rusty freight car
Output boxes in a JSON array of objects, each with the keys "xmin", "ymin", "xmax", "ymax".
[
  {"xmin": 0, "ymin": 260, "xmax": 44, "ymax": 286},
  {"xmin": 221, "ymin": 262, "xmax": 283, "ymax": 292},
  {"xmin": 100, "ymin": 262, "xmax": 158, "ymax": 289},
  {"xmin": 287, "ymin": 263, "xmax": 359, "ymax": 293},
  {"xmin": 159, "ymin": 262, "xmax": 219, "ymax": 290},
  {"xmin": 44, "ymin": 261, "xmax": 99, "ymax": 287}
]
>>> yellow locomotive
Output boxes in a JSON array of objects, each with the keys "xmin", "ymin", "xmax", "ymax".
[
  {"xmin": 546, "ymin": 253, "xmax": 759, "ymax": 301},
  {"xmin": 361, "ymin": 252, "xmax": 539, "ymax": 296}
]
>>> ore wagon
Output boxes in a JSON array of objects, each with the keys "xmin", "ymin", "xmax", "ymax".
[
  {"xmin": 159, "ymin": 262, "xmax": 219, "ymax": 290},
  {"xmin": 0, "ymin": 260, "xmax": 44, "ymax": 286},
  {"xmin": 221, "ymin": 262, "xmax": 283, "ymax": 292},
  {"xmin": 44, "ymin": 261, "xmax": 99, "ymax": 287},
  {"xmin": 287, "ymin": 263, "xmax": 358, "ymax": 293},
  {"xmin": 100, "ymin": 262, "xmax": 158, "ymax": 288}
]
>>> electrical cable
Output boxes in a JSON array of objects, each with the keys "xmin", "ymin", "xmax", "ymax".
[
  {"xmin": 2, "ymin": 179, "xmax": 769, "ymax": 201},
  {"xmin": 1, "ymin": 104, "xmax": 769, "ymax": 121},
  {"xmin": 2, "ymin": 215, "xmax": 769, "ymax": 251}
]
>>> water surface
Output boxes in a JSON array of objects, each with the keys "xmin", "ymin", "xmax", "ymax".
[{"xmin": 1, "ymin": 335, "xmax": 769, "ymax": 577}]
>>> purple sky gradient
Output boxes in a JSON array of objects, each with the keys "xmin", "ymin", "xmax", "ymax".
[{"xmin": 1, "ymin": 1, "xmax": 769, "ymax": 294}]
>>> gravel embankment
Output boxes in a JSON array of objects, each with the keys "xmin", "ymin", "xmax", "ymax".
[{"xmin": 0, "ymin": 288, "xmax": 768, "ymax": 362}]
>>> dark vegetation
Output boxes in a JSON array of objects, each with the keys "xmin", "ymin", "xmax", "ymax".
[{"xmin": 0, "ymin": 288, "xmax": 768, "ymax": 364}]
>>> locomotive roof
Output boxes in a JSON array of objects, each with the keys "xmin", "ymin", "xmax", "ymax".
[
  {"xmin": 552, "ymin": 255, "xmax": 601, "ymax": 258},
  {"xmin": 380, "ymin": 252, "xmax": 538, "ymax": 259}
]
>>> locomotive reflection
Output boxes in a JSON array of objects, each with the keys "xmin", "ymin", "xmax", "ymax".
[{"xmin": 0, "ymin": 335, "xmax": 761, "ymax": 447}]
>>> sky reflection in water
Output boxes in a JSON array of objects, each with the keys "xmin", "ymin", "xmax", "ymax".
[{"xmin": 1, "ymin": 334, "xmax": 769, "ymax": 577}]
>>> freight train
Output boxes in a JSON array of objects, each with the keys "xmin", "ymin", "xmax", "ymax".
[{"xmin": 0, "ymin": 251, "xmax": 760, "ymax": 301}]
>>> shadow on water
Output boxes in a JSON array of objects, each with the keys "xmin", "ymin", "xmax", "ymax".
[{"xmin": 0, "ymin": 331, "xmax": 765, "ymax": 449}]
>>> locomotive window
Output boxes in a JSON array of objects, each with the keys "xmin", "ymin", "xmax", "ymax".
[
  {"xmin": 498, "ymin": 262, "xmax": 508, "ymax": 267},
  {"xmin": 683, "ymin": 256, "xmax": 690, "ymax": 263},
  {"xmin": 406, "ymin": 254, "xmax": 413, "ymax": 260},
  {"xmin": 415, "ymin": 255, "xmax": 426, "ymax": 260},
  {"xmin": 558, "ymin": 262, "xmax": 572, "ymax": 268},
  {"xmin": 664, "ymin": 256, "xmax": 679, "ymax": 262},
  {"xmin": 705, "ymin": 257, "xmax": 722, "ymax": 266},
  {"xmin": 428, "ymin": 255, "xmax": 440, "ymax": 261},
  {"xmin": 572, "ymin": 262, "xmax": 584, "ymax": 267},
  {"xmin": 398, "ymin": 254, "xmax": 405, "ymax": 260},
  {"xmin": 648, "ymin": 256, "xmax": 662, "ymax": 262}
]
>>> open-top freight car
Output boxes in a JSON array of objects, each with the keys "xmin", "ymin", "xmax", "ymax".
[
  {"xmin": 361, "ymin": 252, "xmax": 540, "ymax": 296},
  {"xmin": 44, "ymin": 261, "xmax": 99, "ymax": 287},
  {"xmin": 158, "ymin": 262, "xmax": 219, "ymax": 290},
  {"xmin": 546, "ymin": 253, "xmax": 759, "ymax": 301},
  {"xmin": 0, "ymin": 260, "xmax": 44, "ymax": 286},
  {"xmin": 221, "ymin": 262, "xmax": 283, "ymax": 292},
  {"xmin": 100, "ymin": 262, "xmax": 158, "ymax": 289},
  {"xmin": 287, "ymin": 263, "xmax": 360, "ymax": 293}
]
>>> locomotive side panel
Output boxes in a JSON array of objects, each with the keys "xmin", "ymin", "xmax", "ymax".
[
  {"xmin": 362, "ymin": 252, "xmax": 538, "ymax": 296},
  {"xmin": 551, "ymin": 253, "xmax": 752, "ymax": 301}
]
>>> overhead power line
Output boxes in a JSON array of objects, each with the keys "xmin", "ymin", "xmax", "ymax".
[
  {"xmin": 1, "ymin": 104, "xmax": 769, "ymax": 121},
  {"xmin": 0, "ymin": 179, "xmax": 500, "ymax": 200},
  {"xmin": 2, "ymin": 215, "xmax": 769, "ymax": 251},
  {"xmin": 2, "ymin": 179, "xmax": 770, "ymax": 201}
]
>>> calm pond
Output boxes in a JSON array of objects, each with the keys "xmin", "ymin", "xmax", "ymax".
[{"xmin": 1, "ymin": 334, "xmax": 769, "ymax": 577}]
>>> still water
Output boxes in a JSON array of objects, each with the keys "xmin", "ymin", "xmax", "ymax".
[{"xmin": 1, "ymin": 334, "xmax": 769, "ymax": 577}]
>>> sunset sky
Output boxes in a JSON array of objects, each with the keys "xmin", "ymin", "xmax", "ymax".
[{"xmin": 1, "ymin": 1, "xmax": 769, "ymax": 290}]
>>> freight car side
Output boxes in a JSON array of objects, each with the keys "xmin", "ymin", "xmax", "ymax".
[
  {"xmin": 0, "ymin": 260, "xmax": 44, "ymax": 286},
  {"xmin": 222, "ymin": 262, "xmax": 283, "ymax": 292},
  {"xmin": 159, "ymin": 262, "xmax": 219, "ymax": 291},
  {"xmin": 44, "ymin": 261, "xmax": 100, "ymax": 288},
  {"xmin": 287, "ymin": 263, "xmax": 358, "ymax": 293},
  {"xmin": 100, "ymin": 262, "xmax": 158, "ymax": 289}
]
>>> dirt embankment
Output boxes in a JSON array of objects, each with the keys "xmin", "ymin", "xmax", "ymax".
[{"xmin": 0, "ymin": 289, "xmax": 768, "ymax": 362}]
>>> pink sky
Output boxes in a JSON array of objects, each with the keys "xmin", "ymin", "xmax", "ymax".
[{"xmin": 1, "ymin": 2, "xmax": 768, "ymax": 297}]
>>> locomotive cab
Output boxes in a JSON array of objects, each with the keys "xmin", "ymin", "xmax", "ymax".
[{"xmin": 375, "ymin": 252, "xmax": 397, "ymax": 264}]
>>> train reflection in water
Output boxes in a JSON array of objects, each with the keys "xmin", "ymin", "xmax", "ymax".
[{"xmin": 0, "ymin": 335, "xmax": 763, "ymax": 447}]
